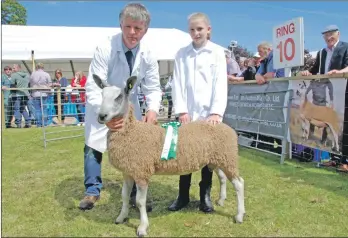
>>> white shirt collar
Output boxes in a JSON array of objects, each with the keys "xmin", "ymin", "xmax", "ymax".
[
  {"xmin": 187, "ymin": 40, "xmax": 214, "ymax": 54},
  {"xmin": 326, "ymin": 40, "xmax": 339, "ymax": 52}
]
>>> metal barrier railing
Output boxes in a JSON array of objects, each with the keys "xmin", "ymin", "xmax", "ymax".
[{"xmin": 2, "ymin": 72, "xmax": 348, "ymax": 170}]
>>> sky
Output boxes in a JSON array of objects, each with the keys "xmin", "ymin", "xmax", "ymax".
[{"xmin": 20, "ymin": 1, "xmax": 348, "ymax": 52}]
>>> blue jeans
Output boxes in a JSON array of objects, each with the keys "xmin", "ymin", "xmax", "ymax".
[
  {"xmin": 13, "ymin": 96, "xmax": 31, "ymax": 126},
  {"xmin": 32, "ymin": 97, "xmax": 48, "ymax": 127},
  {"xmin": 27, "ymin": 98, "xmax": 36, "ymax": 121},
  {"xmin": 84, "ymin": 144, "xmax": 103, "ymax": 196}
]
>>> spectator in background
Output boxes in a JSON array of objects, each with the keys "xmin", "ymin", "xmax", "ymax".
[
  {"xmin": 2, "ymin": 66, "xmax": 13, "ymax": 128},
  {"xmin": 241, "ymin": 58, "xmax": 257, "ymax": 81},
  {"xmin": 71, "ymin": 71, "xmax": 87, "ymax": 125},
  {"xmin": 255, "ymin": 41, "xmax": 285, "ymax": 85},
  {"xmin": 238, "ymin": 57, "xmax": 247, "ymax": 72},
  {"xmin": 254, "ymin": 42, "xmax": 284, "ymax": 153},
  {"xmin": 53, "ymin": 69, "xmax": 69, "ymax": 123},
  {"xmin": 225, "ymin": 50, "xmax": 242, "ymax": 83},
  {"xmin": 30, "ymin": 62, "xmax": 52, "ymax": 127},
  {"xmin": 253, "ymin": 52, "xmax": 262, "ymax": 71},
  {"xmin": 11, "ymin": 64, "xmax": 31, "ymax": 128},
  {"xmin": 301, "ymin": 25, "xmax": 348, "ymax": 172},
  {"xmin": 164, "ymin": 75, "xmax": 173, "ymax": 119}
]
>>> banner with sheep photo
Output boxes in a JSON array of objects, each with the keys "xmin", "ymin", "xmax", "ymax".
[{"xmin": 289, "ymin": 78, "xmax": 347, "ymax": 154}]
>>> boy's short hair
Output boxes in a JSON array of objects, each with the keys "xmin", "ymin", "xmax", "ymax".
[{"xmin": 187, "ymin": 12, "xmax": 211, "ymax": 25}]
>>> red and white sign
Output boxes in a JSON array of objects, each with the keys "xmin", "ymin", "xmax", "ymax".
[{"xmin": 272, "ymin": 17, "xmax": 304, "ymax": 70}]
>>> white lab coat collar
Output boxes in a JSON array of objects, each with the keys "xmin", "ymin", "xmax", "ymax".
[{"xmin": 115, "ymin": 33, "xmax": 147, "ymax": 75}]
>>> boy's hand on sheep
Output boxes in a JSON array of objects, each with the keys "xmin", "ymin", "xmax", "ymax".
[
  {"xmin": 106, "ymin": 117, "xmax": 124, "ymax": 131},
  {"xmin": 143, "ymin": 110, "xmax": 158, "ymax": 124},
  {"xmin": 179, "ymin": 113, "xmax": 191, "ymax": 124},
  {"xmin": 206, "ymin": 114, "xmax": 222, "ymax": 125}
]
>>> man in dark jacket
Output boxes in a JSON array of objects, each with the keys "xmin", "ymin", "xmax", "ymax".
[
  {"xmin": 301, "ymin": 25, "xmax": 348, "ymax": 171},
  {"xmin": 11, "ymin": 64, "xmax": 31, "ymax": 128}
]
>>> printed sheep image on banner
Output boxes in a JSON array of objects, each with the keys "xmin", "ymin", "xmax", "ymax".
[{"xmin": 92, "ymin": 74, "xmax": 245, "ymax": 237}]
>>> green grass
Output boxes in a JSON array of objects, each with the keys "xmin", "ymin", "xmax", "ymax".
[{"xmin": 2, "ymin": 127, "xmax": 348, "ymax": 237}]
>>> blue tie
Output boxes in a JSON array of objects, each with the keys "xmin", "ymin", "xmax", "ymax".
[{"xmin": 125, "ymin": 50, "xmax": 134, "ymax": 76}]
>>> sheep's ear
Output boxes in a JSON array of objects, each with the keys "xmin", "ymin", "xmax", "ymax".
[
  {"xmin": 93, "ymin": 74, "xmax": 110, "ymax": 89},
  {"xmin": 125, "ymin": 76, "xmax": 138, "ymax": 95}
]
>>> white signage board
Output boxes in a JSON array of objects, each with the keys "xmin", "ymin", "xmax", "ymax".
[{"xmin": 272, "ymin": 17, "xmax": 304, "ymax": 70}]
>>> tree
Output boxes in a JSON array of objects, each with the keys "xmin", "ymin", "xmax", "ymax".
[
  {"xmin": 228, "ymin": 45, "xmax": 253, "ymax": 62},
  {"xmin": 291, "ymin": 49, "xmax": 316, "ymax": 75},
  {"xmin": 1, "ymin": 0, "xmax": 27, "ymax": 25}
]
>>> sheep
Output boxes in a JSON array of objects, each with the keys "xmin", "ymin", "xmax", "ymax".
[
  {"xmin": 296, "ymin": 81, "xmax": 340, "ymax": 152},
  {"xmin": 92, "ymin": 74, "xmax": 245, "ymax": 237}
]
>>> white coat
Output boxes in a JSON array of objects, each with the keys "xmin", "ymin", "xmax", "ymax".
[
  {"xmin": 172, "ymin": 41, "xmax": 228, "ymax": 122},
  {"xmin": 84, "ymin": 33, "xmax": 162, "ymax": 153}
]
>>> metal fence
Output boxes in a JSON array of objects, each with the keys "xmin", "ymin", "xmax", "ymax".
[
  {"xmin": 2, "ymin": 73, "xmax": 348, "ymax": 173},
  {"xmin": 1, "ymin": 87, "xmax": 175, "ymax": 148}
]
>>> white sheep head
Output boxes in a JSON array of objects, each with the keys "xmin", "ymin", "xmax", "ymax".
[{"xmin": 92, "ymin": 74, "xmax": 137, "ymax": 124}]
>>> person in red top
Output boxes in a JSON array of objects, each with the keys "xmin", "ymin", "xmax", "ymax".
[{"xmin": 71, "ymin": 71, "xmax": 86, "ymax": 124}]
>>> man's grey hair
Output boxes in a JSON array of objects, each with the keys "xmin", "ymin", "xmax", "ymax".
[
  {"xmin": 13, "ymin": 64, "xmax": 21, "ymax": 69},
  {"xmin": 36, "ymin": 62, "xmax": 44, "ymax": 69},
  {"xmin": 258, "ymin": 41, "xmax": 272, "ymax": 49},
  {"xmin": 119, "ymin": 3, "xmax": 151, "ymax": 28}
]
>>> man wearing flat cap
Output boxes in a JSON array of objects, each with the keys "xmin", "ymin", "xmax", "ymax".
[{"xmin": 300, "ymin": 25, "xmax": 348, "ymax": 172}]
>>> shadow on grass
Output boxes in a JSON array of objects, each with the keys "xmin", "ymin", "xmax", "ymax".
[
  {"xmin": 241, "ymin": 148, "xmax": 348, "ymax": 197},
  {"xmin": 54, "ymin": 176, "xmax": 194, "ymax": 225}
]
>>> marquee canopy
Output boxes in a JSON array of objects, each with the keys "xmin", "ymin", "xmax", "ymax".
[
  {"xmin": 1, "ymin": 25, "xmax": 194, "ymax": 61},
  {"xmin": 1, "ymin": 25, "xmax": 227, "ymax": 79}
]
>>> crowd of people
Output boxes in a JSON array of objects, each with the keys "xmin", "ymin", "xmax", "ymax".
[{"xmin": 1, "ymin": 63, "xmax": 87, "ymax": 128}]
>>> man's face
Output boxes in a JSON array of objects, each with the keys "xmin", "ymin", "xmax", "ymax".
[
  {"xmin": 12, "ymin": 65, "xmax": 18, "ymax": 73},
  {"xmin": 323, "ymin": 31, "xmax": 340, "ymax": 49},
  {"xmin": 120, "ymin": 17, "xmax": 148, "ymax": 49},
  {"xmin": 253, "ymin": 57, "xmax": 261, "ymax": 65},
  {"xmin": 4, "ymin": 67, "xmax": 12, "ymax": 76},
  {"xmin": 189, "ymin": 18, "xmax": 211, "ymax": 46},
  {"xmin": 258, "ymin": 46, "xmax": 271, "ymax": 58}
]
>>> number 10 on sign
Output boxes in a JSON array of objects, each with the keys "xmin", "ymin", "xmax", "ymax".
[
  {"xmin": 272, "ymin": 17, "xmax": 304, "ymax": 70},
  {"xmin": 277, "ymin": 38, "xmax": 295, "ymax": 62}
]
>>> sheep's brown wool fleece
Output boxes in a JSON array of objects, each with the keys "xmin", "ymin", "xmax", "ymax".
[
  {"xmin": 301, "ymin": 100, "xmax": 339, "ymax": 132},
  {"xmin": 107, "ymin": 106, "xmax": 239, "ymax": 184}
]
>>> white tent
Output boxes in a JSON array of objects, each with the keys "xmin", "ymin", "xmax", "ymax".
[{"xmin": 2, "ymin": 25, "xmax": 226, "ymax": 81}]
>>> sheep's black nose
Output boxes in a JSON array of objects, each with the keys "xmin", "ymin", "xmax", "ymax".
[{"xmin": 99, "ymin": 114, "xmax": 107, "ymax": 121}]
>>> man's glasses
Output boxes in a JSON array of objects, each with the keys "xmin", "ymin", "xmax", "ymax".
[{"xmin": 4, "ymin": 68, "xmax": 12, "ymax": 71}]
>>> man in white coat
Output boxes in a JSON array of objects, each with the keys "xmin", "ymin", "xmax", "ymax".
[
  {"xmin": 168, "ymin": 13, "xmax": 227, "ymax": 213},
  {"xmin": 79, "ymin": 3, "xmax": 162, "ymax": 211}
]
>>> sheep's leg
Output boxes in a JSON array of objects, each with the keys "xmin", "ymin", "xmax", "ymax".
[
  {"xmin": 136, "ymin": 182, "xmax": 149, "ymax": 237},
  {"xmin": 326, "ymin": 123, "xmax": 340, "ymax": 152},
  {"xmin": 231, "ymin": 177, "xmax": 245, "ymax": 223},
  {"xmin": 115, "ymin": 175, "xmax": 134, "ymax": 224},
  {"xmin": 214, "ymin": 168, "xmax": 227, "ymax": 206}
]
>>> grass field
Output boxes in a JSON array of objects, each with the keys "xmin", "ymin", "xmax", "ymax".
[{"xmin": 2, "ymin": 127, "xmax": 348, "ymax": 237}]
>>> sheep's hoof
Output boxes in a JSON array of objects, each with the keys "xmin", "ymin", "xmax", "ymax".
[
  {"xmin": 115, "ymin": 217, "xmax": 129, "ymax": 224},
  {"xmin": 234, "ymin": 214, "xmax": 244, "ymax": 224},
  {"xmin": 136, "ymin": 227, "xmax": 148, "ymax": 237},
  {"xmin": 216, "ymin": 199, "xmax": 225, "ymax": 206}
]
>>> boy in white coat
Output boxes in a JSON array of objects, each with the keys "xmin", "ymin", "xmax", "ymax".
[
  {"xmin": 168, "ymin": 13, "xmax": 228, "ymax": 213},
  {"xmin": 79, "ymin": 3, "xmax": 162, "ymax": 211}
]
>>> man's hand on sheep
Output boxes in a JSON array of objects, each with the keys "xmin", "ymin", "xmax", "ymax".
[
  {"xmin": 206, "ymin": 114, "xmax": 222, "ymax": 125},
  {"xmin": 142, "ymin": 110, "xmax": 158, "ymax": 124},
  {"xmin": 106, "ymin": 117, "xmax": 124, "ymax": 132},
  {"xmin": 178, "ymin": 113, "xmax": 191, "ymax": 124}
]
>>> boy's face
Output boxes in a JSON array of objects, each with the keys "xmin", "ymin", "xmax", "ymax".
[{"xmin": 189, "ymin": 18, "xmax": 211, "ymax": 46}]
